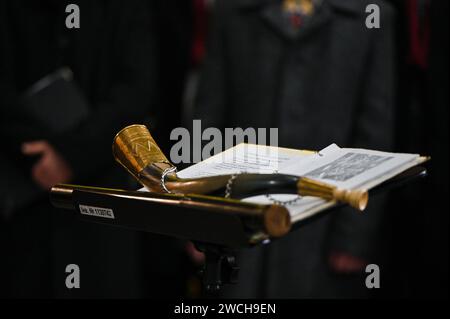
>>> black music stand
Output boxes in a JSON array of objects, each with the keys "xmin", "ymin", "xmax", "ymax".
[{"xmin": 50, "ymin": 166, "xmax": 427, "ymax": 293}]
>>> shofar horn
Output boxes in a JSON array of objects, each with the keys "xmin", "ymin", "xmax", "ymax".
[{"xmin": 112, "ymin": 125, "xmax": 368, "ymax": 211}]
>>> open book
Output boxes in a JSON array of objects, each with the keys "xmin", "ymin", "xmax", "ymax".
[
  {"xmin": 50, "ymin": 125, "xmax": 430, "ymax": 247},
  {"xmin": 172, "ymin": 144, "xmax": 428, "ymax": 223}
]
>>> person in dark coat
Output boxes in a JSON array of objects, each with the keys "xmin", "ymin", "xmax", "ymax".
[
  {"xmin": 193, "ymin": 0, "xmax": 396, "ymax": 298},
  {"xmin": 384, "ymin": 0, "xmax": 449, "ymax": 298},
  {"xmin": 0, "ymin": 0, "xmax": 187, "ymax": 298}
]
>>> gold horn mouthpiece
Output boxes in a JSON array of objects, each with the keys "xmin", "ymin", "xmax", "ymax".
[
  {"xmin": 112, "ymin": 125, "xmax": 369, "ymax": 211},
  {"xmin": 113, "ymin": 124, "xmax": 174, "ymax": 192}
]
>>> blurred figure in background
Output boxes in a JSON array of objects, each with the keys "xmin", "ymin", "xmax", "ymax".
[
  {"xmin": 0, "ymin": 0, "xmax": 445, "ymax": 300},
  {"xmin": 385, "ymin": 0, "xmax": 448, "ymax": 298},
  {"xmin": 0, "ymin": 0, "xmax": 187, "ymax": 298},
  {"xmin": 141, "ymin": 0, "xmax": 199, "ymax": 298},
  {"xmin": 193, "ymin": 0, "xmax": 396, "ymax": 298},
  {"xmin": 149, "ymin": 0, "xmax": 196, "ymax": 152}
]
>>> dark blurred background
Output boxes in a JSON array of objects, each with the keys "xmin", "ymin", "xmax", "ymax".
[{"xmin": 0, "ymin": 0, "xmax": 447, "ymax": 299}]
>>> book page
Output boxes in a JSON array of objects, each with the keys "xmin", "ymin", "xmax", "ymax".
[
  {"xmin": 177, "ymin": 143, "xmax": 314, "ymax": 178},
  {"xmin": 282, "ymin": 144, "xmax": 420, "ymax": 190}
]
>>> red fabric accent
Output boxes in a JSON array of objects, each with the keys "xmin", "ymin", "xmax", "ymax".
[
  {"xmin": 191, "ymin": 0, "xmax": 208, "ymax": 66},
  {"xmin": 407, "ymin": 0, "xmax": 430, "ymax": 70},
  {"xmin": 290, "ymin": 13, "xmax": 303, "ymax": 29}
]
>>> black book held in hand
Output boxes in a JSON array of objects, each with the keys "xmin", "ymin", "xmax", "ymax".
[
  {"xmin": 1, "ymin": 68, "xmax": 90, "ymax": 216},
  {"xmin": 21, "ymin": 67, "xmax": 90, "ymax": 133}
]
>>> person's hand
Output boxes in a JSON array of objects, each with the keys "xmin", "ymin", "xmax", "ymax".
[
  {"xmin": 328, "ymin": 251, "xmax": 367, "ymax": 274},
  {"xmin": 22, "ymin": 140, "xmax": 73, "ymax": 190}
]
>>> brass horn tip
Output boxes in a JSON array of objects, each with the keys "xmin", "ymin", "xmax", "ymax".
[
  {"xmin": 349, "ymin": 189, "xmax": 369, "ymax": 211},
  {"xmin": 333, "ymin": 188, "xmax": 369, "ymax": 211},
  {"xmin": 264, "ymin": 205, "xmax": 292, "ymax": 237}
]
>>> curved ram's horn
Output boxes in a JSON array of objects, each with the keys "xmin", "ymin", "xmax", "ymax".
[{"xmin": 112, "ymin": 125, "xmax": 368, "ymax": 211}]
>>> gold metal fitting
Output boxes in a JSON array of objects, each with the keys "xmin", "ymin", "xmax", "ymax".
[
  {"xmin": 297, "ymin": 177, "xmax": 368, "ymax": 211},
  {"xmin": 112, "ymin": 124, "xmax": 170, "ymax": 179},
  {"xmin": 263, "ymin": 205, "xmax": 292, "ymax": 237}
]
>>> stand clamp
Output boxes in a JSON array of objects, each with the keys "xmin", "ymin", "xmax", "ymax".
[{"xmin": 195, "ymin": 243, "xmax": 240, "ymax": 294}]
